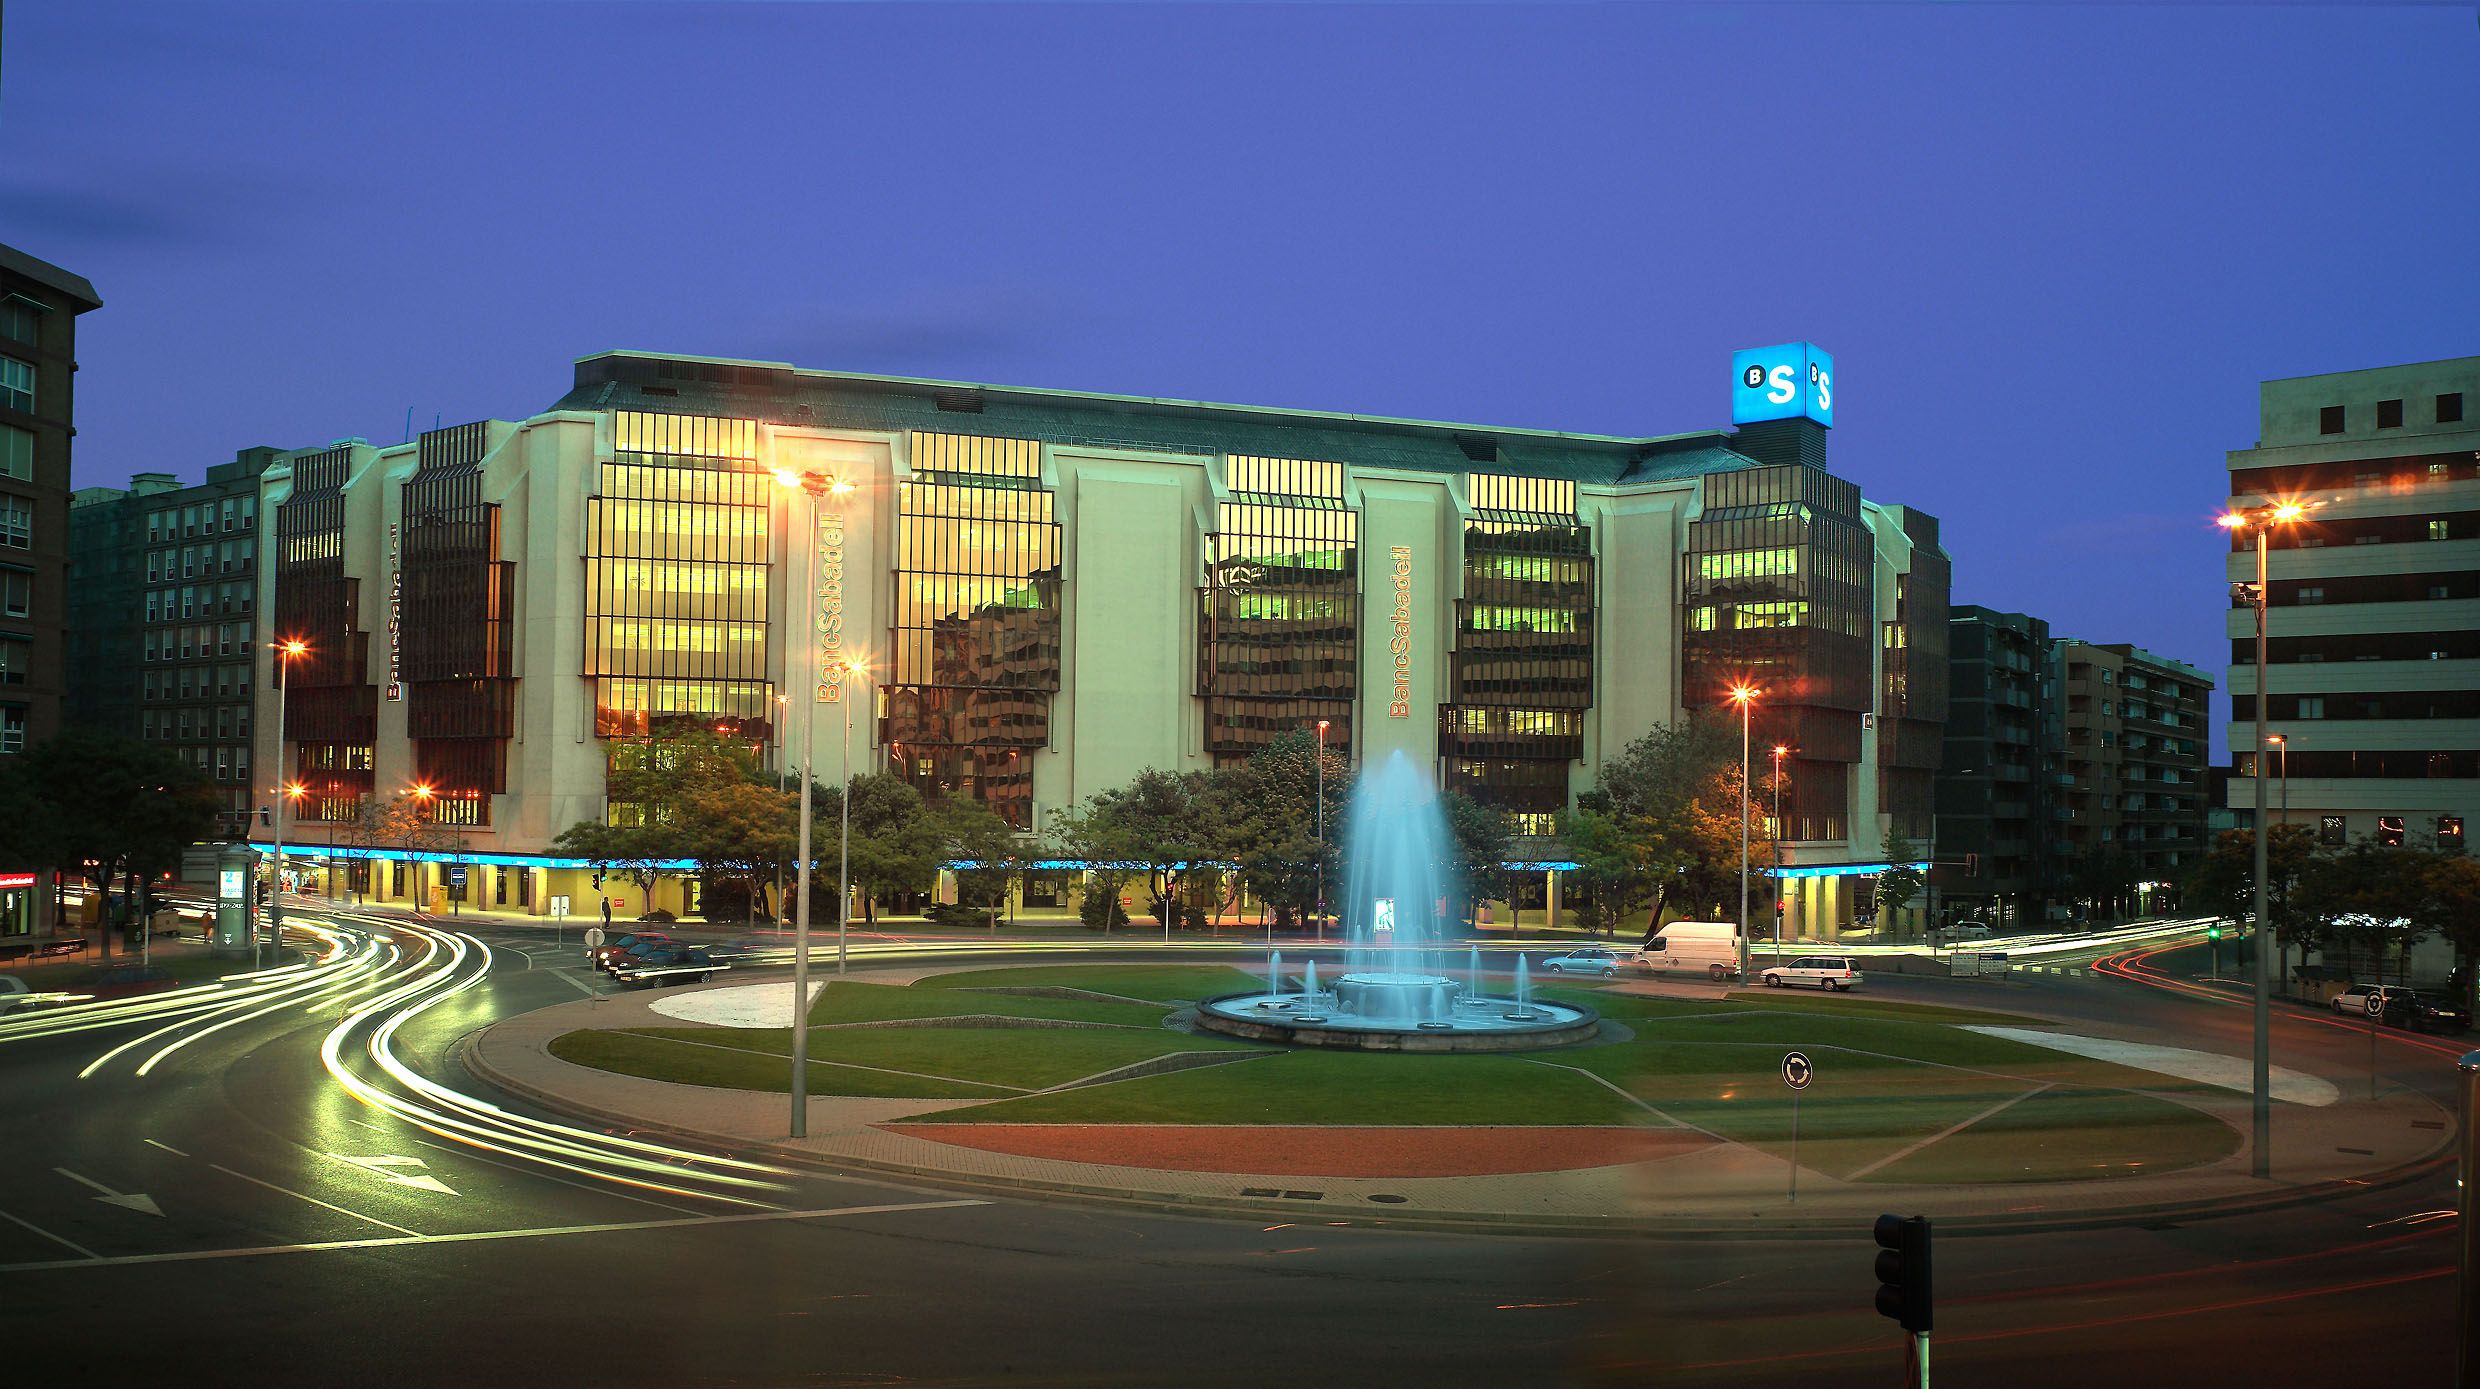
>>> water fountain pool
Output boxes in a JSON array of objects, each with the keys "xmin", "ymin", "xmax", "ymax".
[{"xmin": 1193, "ymin": 752, "xmax": 1598, "ymax": 1053}]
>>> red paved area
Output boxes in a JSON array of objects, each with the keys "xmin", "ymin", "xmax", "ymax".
[{"xmin": 875, "ymin": 1124, "xmax": 1713, "ymax": 1177}]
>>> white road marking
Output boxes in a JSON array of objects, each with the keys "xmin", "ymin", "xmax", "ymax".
[
  {"xmin": 328, "ymin": 1154, "xmax": 461, "ymax": 1196},
  {"xmin": 401, "ymin": 1135, "xmax": 705, "ymax": 1218},
  {"xmin": 0, "ymin": 1206, "xmax": 99, "ymax": 1260},
  {"xmin": 1960, "ymin": 1025, "xmax": 2341, "ymax": 1106},
  {"xmin": 141, "ymin": 1139, "xmax": 188, "ymax": 1157},
  {"xmin": 53, "ymin": 1168, "xmax": 164, "ymax": 1217},
  {"xmin": 0, "ymin": 1198, "xmax": 990, "ymax": 1273},
  {"xmin": 204, "ymin": 1164, "xmax": 424, "ymax": 1237}
]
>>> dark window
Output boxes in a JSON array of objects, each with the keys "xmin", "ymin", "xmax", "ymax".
[
  {"xmin": 2319, "ymin": 405, "xmax": 2345, "ymax": 435},
  {"xmin": 2318, "ymin": 815, "xmax": 2346, "ymax": 846},
  {"xmin": 2377, "ymin": 815, "xmax": 2405, "ymax": 847},
  {"xmin": 2376, "ymin": 399, "xmax": 2404, "ymax": 429},
  {"xmin": 2439, "ymin": 393, "xmax": 2465, "ymax": 424},
  {"xmin": 2440, "ymin": 816, "xmax": 2465, "ymax": 852}
]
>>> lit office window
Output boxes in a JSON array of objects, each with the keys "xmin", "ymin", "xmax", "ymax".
[
  {"xmin": 1444, "ymin": 474, "xmax": 1593, "ymax": 822},
  {"xmin": 1200, "ymin": 456, "xmax": 1358, "ymax": 761}
]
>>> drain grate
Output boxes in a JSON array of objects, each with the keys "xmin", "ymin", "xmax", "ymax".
[{"xmin": 1367, "ymin": 1194, "xmax": 1409, "ymax": 1204}]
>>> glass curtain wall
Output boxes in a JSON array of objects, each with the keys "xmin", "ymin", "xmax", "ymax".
[
  {"xmin": 1198, "ymin": 456, "xmax": 1358, "ymax": 764},
  {"xmin": 1879, "ymin": 510, "xmax": 1950, "ymax": 842},
  {"xmin": 881, "ymin": 433, "xmax": 1058, "ymax": 827},
  {"xmin": 1443, "ymin": 474, "xmax": 1592, "ymax": 834},
  {"xmin": 1683, "ymin": 464, "xmax": 1874, "ymax": 842},
  {"xmin": 401, "ymin": 421, "xmax": 515, "ymax": 825},
  {"xmin": 586, "ymin": 412, "xmax": 773, "ymax": 821},
  {"xmin": 273, "ymin": 445, "xmax": 375, "ymax": 821}
]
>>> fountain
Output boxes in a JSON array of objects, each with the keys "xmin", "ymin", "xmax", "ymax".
[{"xmin": 1195, "ymin": 751, "xmax": 1598, "ymax": 1053}]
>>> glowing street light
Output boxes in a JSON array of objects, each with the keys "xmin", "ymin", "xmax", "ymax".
[
  {"xmin": 262, "ymin": 638, "xmax": 311, "ymax": 968},
  {"xmin": 1771, "ymin": 743, "xmax": 1790, "ymax": 962},
  {"xmin": 2222, "ymin": 498, "xmax": 2314, "ymax": 1179},
  {"xmin": 1729, "ymin": 684, "xmax": 1759, "ymax": 987}
]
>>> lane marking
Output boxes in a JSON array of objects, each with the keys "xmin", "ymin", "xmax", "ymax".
[
  {"xmin": 0, "ymin": 1207, "xmax": 99, "ymax": 1261},
  {"xmin": 400, "ymin": 1135, "xmax": 705, "ymax": 1218},
  {"xmin": 204, "ymin": 1164, "xmax": 423, "ymax": 1237},
  {"xmin": 0, "ymin": 1198, "xmax": 990, "ymax": 1273},
  {"xmin": 141, "ymin": 1140, "xmax": 188, "ymax": 1157},
  {"xmin": 53, "ymin": 1168, "xmax": 164, "ymax": 1217},
  {"xmin": 328, "ymin": 1154, "xmax": 460, "ymax": 1196}
]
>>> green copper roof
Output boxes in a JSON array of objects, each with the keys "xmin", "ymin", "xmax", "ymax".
[{"xmin": 552, "ymin": 350, "xmax": 1759, "ymax": 488}]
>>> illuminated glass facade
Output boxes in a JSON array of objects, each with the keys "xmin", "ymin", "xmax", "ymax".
[
  {"xmin": 401, "ymin": 421, "xmax": 515, "ymax": 824},
  {"xmin": 882, "ymin": 432, "xmax": 1058, "ymax": 826},
  {"xmin": 1198, "ymin": 456, "xmax": 1358, "ymax": 763},
  {"xmin": 1443, "ymin": 474, "xmax": 1591, "ymax": 833},
  {"xmin": 1683, "ymin": 461, "xmax": 1875, "ymax": 842},
  {"xmin": 273, "ymin": 445, "xmax": 376, "ymax": 820},
  {"xmin": 585, "ymin": 412, "xmax": 774, "ymax": 741}
]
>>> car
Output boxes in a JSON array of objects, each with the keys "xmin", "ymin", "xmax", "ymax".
[
  {"xmin": 2332, "ymin": 984, "xmax": 2470, "ymax": 1033},
  {"xmin": 1947, "ymin": 921, "xmax": 1992, "ymax": 942},
  {"xmin": 1761, "ymin": 956, "xmax": 1864, "ymax": 991},
  {"xmin": 610, "ymin": 945, "xmax": 725, "ymax": 988},
  {"xmin": 1538, "ymin": 947, "xmax": 1635, "ymax": 977},
  {"xmin": 1637, "ymin": 920, "xmax": 1745, "ymax": 981},
  {"xmin": 590, "ymin": 931, "xmax": 673, "ymax": 971}
]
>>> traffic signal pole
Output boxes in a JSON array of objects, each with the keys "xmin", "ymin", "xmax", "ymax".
[
  {"xmin": 1873, "ymin": 1213, "xmax": 1933, "ymax": 1387},
  {"xmin": 2457, "ymin": 1049, "xmax": 2477, "ymax": 1389}
]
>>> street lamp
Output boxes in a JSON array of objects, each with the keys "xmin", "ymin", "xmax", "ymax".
[
  {"xmin": 1729, "ymin": 684, "xmax": 1759, "ymax": 987},
  {"xmin": 772, "ymin": 692, "xmax": 789, "ymax": 926},
  {"xmin": 835, "ymin": 653, "xmax": 871, "ymax": 978},
  {"xmin": 2220, "ymin": 498, "xmax": 2311, "ymax": 1179},
  {"xmin": 774, "ymin": 465, "xmax": 858, "ymax": 1139},
  {"xmin": 1315, "ymin": 718, "xmax": 1329, "ymax": 940},
  {"xmin": 1771, "ymin": 743, "xmax": 1789, "ymax": 962},
  {"xmin": 2267, "ymin": 731, "xmax": 2289, "ymax": 831},
  {"xmin": 263, "ymin": 639, "xmax": 308, "ymax": 967},
  {"xmin": 408, "ymin": 782, "xmax": 435, "ymax": 913}
]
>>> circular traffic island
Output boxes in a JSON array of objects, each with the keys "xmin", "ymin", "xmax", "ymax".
[{"xmin": 1193, "ymin": 973, "xmax": 1601, "ymax": 1052}]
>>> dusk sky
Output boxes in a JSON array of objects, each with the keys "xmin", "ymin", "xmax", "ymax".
[{"xmin": 6, "ymin": 1, "xmax": 2476, "ymax": 756}]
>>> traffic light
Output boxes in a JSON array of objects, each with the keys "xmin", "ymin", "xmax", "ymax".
[
  {"xmin": 1873, "ymin": 1213, "xmax": 1933, "ymax": 1333},
  {"xmin": 1964, "ymin": 853, "xmax": 1980, "ymax": 878},
  {"xmin": 2207, "ymin": 922, "xmax": 2223, "ymax": 942}
]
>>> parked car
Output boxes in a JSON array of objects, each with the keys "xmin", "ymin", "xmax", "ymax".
[
  {"xmin": 610, "ymin": 946, "xmax": 725, "ymax": 988},
  {"xmin": 590, "ymin": 931, "xmax": 673, "ymax": 971},
  {"xmin": 1538, "ymin": 947, "xmax": 1634, "ymax": 977},
  {"xmin": 1761, "ymin": 956, "xmax": 1864, "ymax": 992},
  {"xmin": 1637, "ymin": 920, "xmax": 1745, "ymax": 981},
  {"xmin": 2332, "ymin": 984, "xmax": 2470, "ymax": 1033},
  {"xmin": 1946, "ymin": 921, "xmax": 1992, "ymax": 942}
]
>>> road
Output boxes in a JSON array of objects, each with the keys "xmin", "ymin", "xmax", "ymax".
[{"xmin": 0, "ymin": 912, "xmax": 2461, "ymax": 1386}]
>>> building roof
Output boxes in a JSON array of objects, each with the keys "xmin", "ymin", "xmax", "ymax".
[
  {"xmin": 551, "ymin": 350, "xmax": 1761, "ymax": 488},
  {"xmin": 0, "ymin": 242, "xmax": 102, "ymax": 312}
]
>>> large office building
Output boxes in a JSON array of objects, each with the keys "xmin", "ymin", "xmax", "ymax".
[
  {"xmin": 250, "ymin": 345, "xmax": 1947, "ymax": 935},
  {"xmin": 68, "ymin": 448, "xmax": 280, "ymax": 836},
  {"xmin": 0, "ymin": 243, "xmax": 102, "ymax": 939},
  {"xmin": 1931, "ymin": 606, "xmax": 2054, "ymax": 926},
  {"xmin": 2226, "ymin": 355, "xmax": 2479, "ymax": 859},
  {"xmin": 2055, "ymin": 640, "xmax": 2214, "ymax": 906}
]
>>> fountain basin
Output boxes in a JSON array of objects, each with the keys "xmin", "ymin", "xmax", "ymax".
[{"xmin": 1193, "ymin": 989, "xmax": 1599, "ymax": 1053}]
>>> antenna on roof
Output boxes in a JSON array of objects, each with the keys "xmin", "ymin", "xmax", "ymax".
[{"xmin": 403, "ymin": 407, "xmax": 413, "ymax": 444}]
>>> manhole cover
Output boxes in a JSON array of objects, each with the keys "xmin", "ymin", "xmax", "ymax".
[{"xmin": 1367, "ymin": 1194, "xmax": 1409, "ymax": 1205}]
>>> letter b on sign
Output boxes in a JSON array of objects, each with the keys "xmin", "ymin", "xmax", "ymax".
[{"xmin": 1731, "ymin": 343, "xmax": 1835, "ymax": 428}]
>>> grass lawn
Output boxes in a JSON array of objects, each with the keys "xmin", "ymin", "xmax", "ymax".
[
  {"xmin": 1862, "ymin": 1087, "xmax": 2241, "ymax": 1184},
  {"xmin": 626, "ymin": 1023, "xmax": 1254, "ymax": 1092},
  {"xmin": 808, "ymin": 979, "xmax": 1174, "ymax": 1029},
  {"xmin": 1717, "ymin": 990, "xmax": 2040, "ymax": 1026},
  {"xmin": 548, "ymin": 1028, "xmax": 1017, "ymax": 1100},
  {"xmin": 902, "ymin": 1048, "xmax": 1646, "ymax": 1127},
  {"xmin": 915, "ymin": 964, "xmax": 1267, "ymax": 1004}
]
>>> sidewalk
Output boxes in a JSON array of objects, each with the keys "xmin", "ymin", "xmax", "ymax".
[{"xmin": 463, "ymin": 966, "xmax": 2457, "ymax": 1240}]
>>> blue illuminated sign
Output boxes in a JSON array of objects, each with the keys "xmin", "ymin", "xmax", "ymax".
[{"xmin": 1731, "ymin": 342, "xmax": 1834, "ymax": 428}]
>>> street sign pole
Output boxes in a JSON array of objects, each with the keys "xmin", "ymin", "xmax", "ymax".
[
  {"xmin": 2458, "ymin": 1049, "xmax": 2477, "ymax": 1389},
  {"xmin": 1782, "ymin": 1050, "xmax": 1813, "ymax": 1204}
]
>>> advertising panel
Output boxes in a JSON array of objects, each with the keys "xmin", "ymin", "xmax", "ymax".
[{"xmin": 1730, "ymin": 342, "xmax": 1835, "ymax": 428}]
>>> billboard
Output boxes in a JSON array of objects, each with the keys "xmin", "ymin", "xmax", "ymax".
[{"xmin": 1731, "ymin": 342, "xmax": 1834, "ymax": 428}]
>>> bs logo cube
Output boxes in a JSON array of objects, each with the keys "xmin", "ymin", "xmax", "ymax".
[{"xmin": 1730, "ymin": 343, "xmax": 1835, "ymax": 428}]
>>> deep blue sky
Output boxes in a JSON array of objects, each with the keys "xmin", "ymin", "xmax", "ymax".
[{"xmin": 6, "ymin": 1, "xmax": 2477, "ymax": 754}]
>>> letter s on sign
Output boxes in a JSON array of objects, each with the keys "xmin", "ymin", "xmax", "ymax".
[
  {"xmin": 1766, "ymin": 365, "xmax": 1797, "ymax": 406},
  {"xmin": 1812, "ymin": 364, "xmax": 1832, "ymax": 412}
]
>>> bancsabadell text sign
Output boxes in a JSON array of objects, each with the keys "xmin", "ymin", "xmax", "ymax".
[{"xmin": 1731, "ymin": 342, "xmax": 1835, "ymax": 428}]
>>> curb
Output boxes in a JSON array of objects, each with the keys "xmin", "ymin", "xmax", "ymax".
[{"xmin": 458, "ymin": 1029, "xmax": 2458, "ymax": 1243}]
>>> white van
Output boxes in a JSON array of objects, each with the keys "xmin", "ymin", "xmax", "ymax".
[
  {"xmin": 1636, "ymin": 920, "xmax": 1746, "ymax": 981},
  {"xmin": 1950, "ymin": 921, "xmax": 1991, "ymax": 942}
]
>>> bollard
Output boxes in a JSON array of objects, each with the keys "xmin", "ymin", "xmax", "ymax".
[{"xmin": 2459, "ymin": 1050, "xmax": 2478, "ymax": 1389}]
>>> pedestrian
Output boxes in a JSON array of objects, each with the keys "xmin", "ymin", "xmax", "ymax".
[{"xmin": 601, "ymin": 896, "xmax": 613, "ymax": 929}]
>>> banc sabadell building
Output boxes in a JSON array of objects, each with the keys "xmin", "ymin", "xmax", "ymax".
[{"xmin": 249, "ymin": 343, "xmax": 1947, "ymax": 939}]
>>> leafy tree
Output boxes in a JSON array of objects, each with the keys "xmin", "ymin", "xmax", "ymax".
[
  {"xmin": 920, "ymin": 800, "xmax": 1023, "ymax": 928},
  {"xmin": 830, "ymin": 772, "xmax": 935, "ymax": 923},
  {"xmin": 353, "ymin": 793, "xmax": 459, "ymax": 905},
  {"xmin": 2062, "ymin": 846, "xmax": 2142, "ymax": 924},
  {"xmin": 679, "ymin": 780, "xmax": 797, "ymax": 923},
  {"xmin": 1215, "ymin": 730, "xmax": 1347, "ymax": 932},
  {"xmin": 547, "ymin": 820, "xmax": 678, "ymax": 911},
  {"xmin": 1875, "ymin": 830, "xmax": 1926, "ymax": 938},
  {"xmin": 1058, "ymin": 768, "xmax": 1228, "ymax": 935},
  {"xmin": 2179, "ymin": 825, "xmax": 2321, "ymax": 983},
  {"xmin": 2291, "ymin": 839, "xmax": 2428, "ymax": 986},
  {"xmin": 1436, "ymin": 790, "xmax": 1512, "ymax": 933},
  {"xmin": 1567, "ymin": 715, "xmax": 1770, "ymax": 940},
  {"xmin": 8, "ymin": 731, "xmax": 220, "ymax": 954}
]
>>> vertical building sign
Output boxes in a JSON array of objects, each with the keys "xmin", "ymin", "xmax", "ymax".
[
  {"xmin": 814, "ymin": 510, "xmax": 845, "ymax": 703},
  {"xmin": 1388, "ymin": 545, "xmax": 1412, "ymax": 718},
  {"xmin": 385, "ymin": 522, "xmax": 403, "ymax": 701}
]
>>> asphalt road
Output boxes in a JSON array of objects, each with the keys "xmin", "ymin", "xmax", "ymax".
[{"xmin": 0, "ymin": 916, "xmax": 2461, "ymax": 1387}]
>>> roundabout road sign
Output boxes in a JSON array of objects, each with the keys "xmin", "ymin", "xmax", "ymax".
[{"xmin": 1782, "ymin": 1050, "xmax": 1813, "ymax": 1091}]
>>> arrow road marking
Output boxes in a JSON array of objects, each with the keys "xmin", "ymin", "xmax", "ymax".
[
  {"xmin": 330, "ymin": 1154, "xmax": 459, "ymax": 1196},
  {"xmin": 53, "ymin": 1168, "xmax": 164, "ymax": 1217}
]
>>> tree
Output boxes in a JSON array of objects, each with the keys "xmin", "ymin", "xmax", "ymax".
[
  {"xmin": 2063, "ymin": 846, "xmax": 2141, "ymax": 924},
  {"xmin": 2179, "ymin": 825, "xmax": 2321, "ymax": 985},
  {"xmin": 1565, "ymin": 715, "xmax": 1770, "ymax": 939},
  {"xmin": 1875, "ymin": 830, "xmax": 1926, "ymax": 938},
  {"xmin": 1215, "ymin": 730, "xmax": 1346, "ymax": 932},
  {"xmin": 548, "ymin": 820, "xmax": 678, "ymax": 912},
  {"xmin": 920, "ymin": 800, "xmax": 1022, "ymax": 928},
  {"xmin": 1435, "ymin": 790, "xmax": 1512, "ymax": 933},
  {"xmin": 678, "ymin": 780, "xmax": 797, "ymax": 924},
  {"xmin": 2292, "ymin": 839, "xmax": 2427, "ymax": 986},
  {"xmin": 354, "ymin": 792, "xmax": 458, "ymax": 905},
  {"xmin": 9, "ymin": 732, "xmax": 219, "ymax": 954},
  {"xmin": 1058, "ymin": 768, "xmax": 1229, "ymax": 934},
  {"xmin": 833, "ymin": 772, "xmax": 935, "ymax": 923}
]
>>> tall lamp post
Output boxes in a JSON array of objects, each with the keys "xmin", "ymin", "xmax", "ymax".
[
  {"xmin": 2221, "ymin": 499, "xmax": 2309, "ymax": 1180},
  {"xmin": 1729, "ymin": 684, "xmax": 1759, "ymax": 986},
  {"xmin": 835, "ymin": 653, "xmax": 871, "ymax": 978},
  {"xmin": 772, "ymin": 692, "xmax": 788, "ymax": 928},
  {"xmin": 1315, "ymin": 718, "xmax": 1329, "ymax": 940},
  {"xmin": 1770, "ymin": 743, "xmax": 1789, "ymax": 961},
  {"xmin": 774, "ymin": 466, "xmax": 855, "ymax": 1139},
  {"xmin": 2268, "ymin": 731, "xmax": 2289, "ymax": 830},
  {"xmin": 408, "ymin": 782, "xmax": 435, "ymax": 912},
  {"xmin": 263, "ymin": 639, "xmax": 308, "ymax": 967}
]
